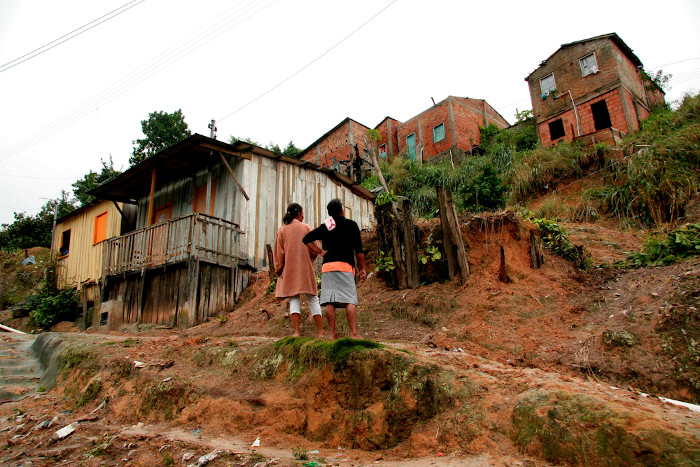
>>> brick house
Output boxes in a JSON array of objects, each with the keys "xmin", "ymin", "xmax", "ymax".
[
  {"xmin": 396, "ymin": 96, "xmax": 509, "ymax": 163},
  {"xmin": 299, "ymin": 117, "xmax": 371, "ymax": 173},
  {"xmin": 525, "ymin": 33, "xmax": 665, "ymax": 147},
  {"xmin": 300, "ymin": 96, "xmax": 509, "ymax": 173}
]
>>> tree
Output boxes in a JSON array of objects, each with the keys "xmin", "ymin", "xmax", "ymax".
[
  {"xmin": 129, "ymin": 109, "xmax": 191, "ymax": 166},
  {"xmin": 72, "ymin": 156, "xmax": 121, "ymax": 206},
  {"xmin": 268, "ymin": 140, "xmax": 302, "ymax": 158},
  {"xmin": 641, "ymin": 69, "xmax": 672, "ymax": 92},
  {"xmin": 229, "ymin": 135, "xmax": 261, "ymax": 146},
  {"xmin": 0, "ymin": 192, "xmax": 75, "ymax": 251}
]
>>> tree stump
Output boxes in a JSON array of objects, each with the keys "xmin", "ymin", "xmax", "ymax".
[{"xmin": 436, "ymin": 187, "xmax": 469, "ymax": 284}]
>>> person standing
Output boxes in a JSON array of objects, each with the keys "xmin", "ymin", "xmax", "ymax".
[
  {"xmin": 273, "ymin": 203, "xmax": 324, "ymax": 337},
  {"xmin": 303, "ymin": 199, "xmax": 367, "ymax": 339}
]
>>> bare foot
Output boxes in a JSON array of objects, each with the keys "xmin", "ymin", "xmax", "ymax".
[
  {"xmin": 328, "ymin": 333, "xmax": 338, "ymax": 340},
  {"xmin": 316, "ymin": 333, "xmax": 325, "ymax": 339},
  {"xmin": 292, "ymin": 333, "xmax": 301, "ymax": 337},
  {"xmin": 349, "ymin": 333, "xmax": 361, "ymax": 339}
]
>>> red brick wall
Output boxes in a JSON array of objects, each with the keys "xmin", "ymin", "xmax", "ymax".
[
  {"xmin": 300, "ymin": 120, "xmax": 369, "ymax": 168},
  {"xmin": 375, "ymin": 117, "xmax": 400, "ymax": 161},
  {"xmin": 451, "ymin": 99, "xmax": 485, "ymax": 154},
  {"xmin": 538, "ymin": 89, "xmax": 633, "ymax": 146}
]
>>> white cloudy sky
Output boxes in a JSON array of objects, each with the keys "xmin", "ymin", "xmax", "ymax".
[{"xmin": 0, "ymin": 0, "xmax": 698, "ymax": 225}]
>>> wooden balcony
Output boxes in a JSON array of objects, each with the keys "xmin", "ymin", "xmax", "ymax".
[{"xmin": 103, "ymin": 212, "xmax": 245, "ymax": 277}]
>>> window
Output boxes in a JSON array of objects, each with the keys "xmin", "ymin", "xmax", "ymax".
[
  {"xmin": 540, "ymin": 73, "xmax": 556, "ymax": 97},
  {"xmin": 406, "ymin": 133, "xmax": 416, "ymax": 160},
  {"xmin": 580, "ymin": 53, "xmax": 598, "ymax": 77},
  {"xmin": 59, "ymin": 229, "xmax": 71, "ymax": 257},
  {"xmin": 548, "ymin": 119, "xmax": 565, "ymax": 141},
  {"xmin": 93, "ymin": 211, "xmax": 108, "ymax": 244},
  {"xmin": 433, "ymin": 123, "xmax": 445, "ymax": 143},
  {"xmin": 591, "ymin": 100, "xmax": 612, "ymax": 131},
  {"xmin": 379, "ymin": 144, "xmax": 387, "ymax": 159}
]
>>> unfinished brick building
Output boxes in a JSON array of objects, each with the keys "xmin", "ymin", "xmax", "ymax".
[
  {"xmin": 300, "ymin": 96, "xmax": 509, "ymax": 175},
  {"xmin": 525, "ymin": 33, "xmax": 665, "ymax": 147}
]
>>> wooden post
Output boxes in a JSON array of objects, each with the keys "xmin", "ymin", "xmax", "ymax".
[
  {"xmin": 266, "ymin": 244, "xmax": 276, "ymax": 282},
  {"xmin": 436, "ymin": 187, "xmax": 469, "ymax": 284},
  {"xmin": 218, "ymin": 151, "xmax": 250, "ymax": 201},
  {"xmin": 396, "ymin": 197, "xmax": 420, "ymax": 288},
  {"xmin": 498, "ymin": 245, "xmax": 512, "ymax": 283},
  {"xmin": 147, "ymin": 169, "xmax": 157, "ymax": 226},
  {"xmin": 530, "ymin": 228, "xmax": 545, "ymax": 269}
]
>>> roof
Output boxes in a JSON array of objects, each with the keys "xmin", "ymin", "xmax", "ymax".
[
  {"xmin": 299, "ymin": 117, "xmax": 370, "ymax": 157},
  {"xmin": 525, "ymin": 33, "xmax": 643, "ymax": 80},
  {"xmin": 89, "ymin": 134, "xmax": 374, "ymax": 203},
  {"xmin": 55, "ymin": 199, "xmax": 113, "ymax": 225}
]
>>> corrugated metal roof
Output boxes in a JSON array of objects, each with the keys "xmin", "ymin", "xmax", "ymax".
[{"xmin": 89, "ymin": 134, "xmax": 374, "ymax": 203}]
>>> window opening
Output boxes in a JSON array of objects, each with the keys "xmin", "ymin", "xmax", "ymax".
[
  {"xmin": 59, "ymin": 229, "xmax": 71, "ymax": 257},
  {"xmin": 548, "ymin": 119, "xmax": 565, "ymax": 140}
]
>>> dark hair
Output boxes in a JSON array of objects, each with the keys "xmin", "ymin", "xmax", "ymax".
[
  {"xmin": 327, "ymin": 198, "xmax": 343, "ymax": 217},
  {"xmin": 283, "ymin": 203, "xmax": 303, "ymax": 224}
]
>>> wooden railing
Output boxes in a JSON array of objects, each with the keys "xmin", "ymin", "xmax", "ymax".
[{"xmin": 103, "ymin": 213, "xmax": 245, "ymax": 276}]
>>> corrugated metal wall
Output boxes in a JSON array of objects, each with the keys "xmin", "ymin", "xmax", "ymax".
[{"xmin": 134, "ymin": 154, "xmax": 375, "ymax": 271}]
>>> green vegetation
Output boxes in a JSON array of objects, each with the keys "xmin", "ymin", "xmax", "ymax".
[
  {"xmin": 271, "ymin": 337, "xmax": 384, "ymax": 374},
  {"xmin": 27, "ymin": 263, "xmax": 79, "ymax": 329},
  {"xmin": 375, "ymin": 250, "xmax": 395, "ymax": 273},
  {"xmin": 130, "ymin": 109, "xmax": 192, "ymax": 166},
  {"xmin": 595, "ymin": 94, "xmax": 700, "ymax": 226},
  {"xmin": 383, "ymin": 157, "xmax": 506, "ymax": 216},
  {"xmin": 77, "ymin": 377, "xmax": 102, "ymax": 407},
  {"xmin": 532, "ymin": 217, "xmax": 591, "ymax": 269},
  {"xmin": 624, "ymin": 223, "xmax": 700, "ymax": 267},
  {"xmin": 72, "ymin": 157, "xmax": 121, "ymax": 206}
]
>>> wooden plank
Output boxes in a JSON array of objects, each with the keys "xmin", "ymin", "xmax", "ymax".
[{"xmin": 218, "ymin": 151, "xmax": 250, "ymax": 201}]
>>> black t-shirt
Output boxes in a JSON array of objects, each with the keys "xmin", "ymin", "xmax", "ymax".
[{"xmin": 302, "ymin": 216, "xmax": 363, "ymax": 266}]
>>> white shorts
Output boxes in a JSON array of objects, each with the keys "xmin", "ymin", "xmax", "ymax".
[{"xmin": 289, "ymin": 294, "xmax": 322, "ymax": 317}]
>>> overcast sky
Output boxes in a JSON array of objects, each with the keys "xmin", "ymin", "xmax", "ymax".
[{"xmin": 1, "ymin": 0, "xmax": 698, "ymax": 225}]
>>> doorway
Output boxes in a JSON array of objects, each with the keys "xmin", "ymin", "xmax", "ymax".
[{"xmin": 591, "ymin": 100, "xmax": 612, "ymax": 131}]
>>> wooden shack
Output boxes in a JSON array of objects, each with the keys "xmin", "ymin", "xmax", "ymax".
[
  {"xmin": 88, "ymin": 134, "xmax": 375, "ymax": 328},
  {"xmin": 52, "ymin": 200, "xmax": 136, "ymax": 327}
]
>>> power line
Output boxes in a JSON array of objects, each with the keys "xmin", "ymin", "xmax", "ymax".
[
  {"xmin": 647, "ymin": 57, "xmax": 700, "ymax": 71},
  {"xmin": 217, "ymin": 0, "xmax": 401, "ymax": 123},
  {"xmin": 0, "ymin": 173, "xmax": 75, "ymax": 180},
  {"xmin": 0, "ymin": 0, "xmax": 278, "ymax": 162},
  {"xmin": 0, "ymin": 0, "xmax": 146, "ymax": 73}
]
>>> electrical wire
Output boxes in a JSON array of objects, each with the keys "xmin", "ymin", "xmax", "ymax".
[
  {"xmin": 0, "ymin": 0, "xmax": 146, "ymax": 73},
  {"xmin": 0, "ymin": 0, "xmax": 278, "ymax": 162},
  {"xmin": 216, "ymin": 0, "xmax": 401, "ymax": 123}
]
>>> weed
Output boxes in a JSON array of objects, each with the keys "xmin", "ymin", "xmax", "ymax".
[
  {"xmin": 162, "ymin": 451, "xmax": 174, "ymax": 466},
  {"xmin": 217, "ymin": 314, "xmax": 228, "ymax": 324},
  {"xmin": 375, "ymin": 250, "xmax": 395, "ymax": 272},
  {"xmin": 77, "ymin": 377, "xmax": 102, "ymax": 407},
  {"xmin": 622, "ymin": 223, "xmax": 700, "ymax": 268},
  {"xmin": 292, "ymin": 446, "xmax": 308, "ymax": 460}
]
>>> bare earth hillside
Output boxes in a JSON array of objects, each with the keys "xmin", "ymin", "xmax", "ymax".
[{"xmin": 1, "ymin": 215, "xmax": 699, "ymax": 466}]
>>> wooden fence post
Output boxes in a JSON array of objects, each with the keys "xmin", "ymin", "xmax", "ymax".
[
  {"xmin": 375, "ymin": 196, "xmax": 419, "ymax": 289},
  {"xmin": 529, "ymin": 228, "xmax": 545, "ymax": 269},
  {"xmin": 266, "ymin": 244, "xmax": 276, "ymax": 282},
  {"xmin": 436, "ymin": 187, "xmax": 469, "ymax": 284}
]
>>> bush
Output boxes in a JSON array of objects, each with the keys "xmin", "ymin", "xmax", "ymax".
[
  {"xmin": 623, "ymin": 223, "xmax": 700, "ymax": 268},
  {"xmin": 28, "ymin": 286, "xmax": 79, "ymax": 329}
]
